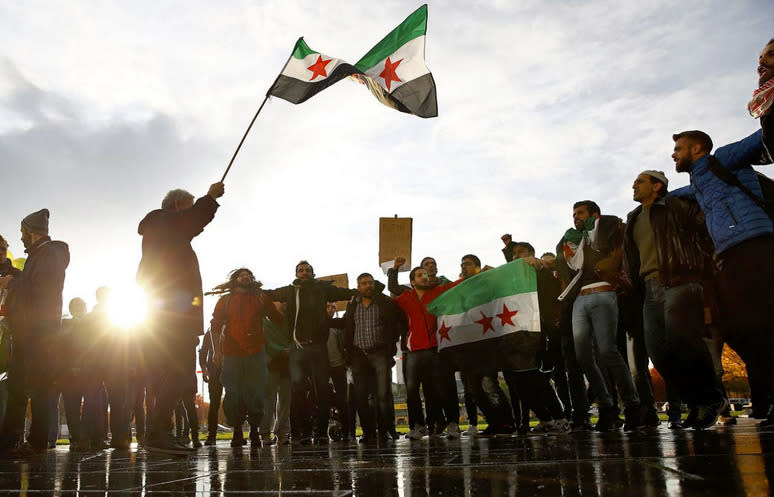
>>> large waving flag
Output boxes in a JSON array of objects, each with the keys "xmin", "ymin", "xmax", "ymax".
[
  {"xmin": 352, "ymin": 4, "xmax": 437, "ymax": 117},
  {"xmin": 266, "ymin": 38, "xmax": 359, "ymax": 105},
  {"xmin": 267, "ymin": 5, "xmax": 437, "ymax": 118},
  {"xmin": 426, "ymin": 259, "xmax": 541, "ymax": 353}
]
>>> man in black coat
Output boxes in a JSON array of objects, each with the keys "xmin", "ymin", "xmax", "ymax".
[
  {"xmin": 266, "ymin": 261, "xmax": 354, "ymax": 444},
  {"xmin": 0, "ymin": 209, "xmax": 69, "ymax": 455},
  {"xmin": 136, "ymin": 182, "xmax": 224, "ymax": 454},
  {"xmin": 334, "ymin": 273, "xmax": 404, "ymax": 442}
]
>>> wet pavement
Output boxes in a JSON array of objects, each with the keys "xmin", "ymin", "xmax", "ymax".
[{"xmin": 0, "ymin": 419, "xmax": 772, "ymax": 496}]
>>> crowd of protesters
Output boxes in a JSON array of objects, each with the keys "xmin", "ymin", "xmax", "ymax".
[{"xmin": 0, "ymin": 38, "xmax": 772, "ymax": 457}]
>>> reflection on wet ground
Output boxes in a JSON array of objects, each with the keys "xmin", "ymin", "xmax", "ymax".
[{"xmin": 0, "ymin": 419, "xmax": 772, "ymax": 496}]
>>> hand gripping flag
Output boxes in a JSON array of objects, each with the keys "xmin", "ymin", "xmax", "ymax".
[
  {"xmin": 267, "ymin": 5, "xmax": 437, "ymax": 118},
  {"xmin": 426, "ymin": 259, "xmax": 543, "ymax": 372}
]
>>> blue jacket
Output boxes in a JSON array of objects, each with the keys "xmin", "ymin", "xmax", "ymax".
[{"xmin": 670, "ymin": 129, "xmax": 772, "ymax": 255}]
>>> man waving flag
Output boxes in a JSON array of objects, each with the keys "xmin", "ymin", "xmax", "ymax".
[{"xmin": 267, "ymin": 4, "xmax": 437, "ymax": 118}]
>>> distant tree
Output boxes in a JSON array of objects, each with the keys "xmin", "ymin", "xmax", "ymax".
[{"xmin": 721, "ymin": 345, "xmax": 750, "ymax": 398}]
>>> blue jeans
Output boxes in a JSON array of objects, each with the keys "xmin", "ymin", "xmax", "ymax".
[
  {"xmin": 572, "ymin": 291, "xmax": 639, "ymax": 408},
  {"xmin": 220, "ymin": 351, "xmax": 267, "ymax": 428},
  {"xmin": 288, "ymin": 344, "xmax": 329, "ymax": 438},
  {"xmin": 642, "ymin": 280, "xmax": 721, "ymax": 407}
]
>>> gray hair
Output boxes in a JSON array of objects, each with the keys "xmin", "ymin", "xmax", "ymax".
[{"xmin": 161, "ymin": 189, "xmax": 194, "ymax": 211}]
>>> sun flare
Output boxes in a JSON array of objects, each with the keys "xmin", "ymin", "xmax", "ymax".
[{"xmin": 106, "ymin": 285, "xmax": 149, "ymax": 330}]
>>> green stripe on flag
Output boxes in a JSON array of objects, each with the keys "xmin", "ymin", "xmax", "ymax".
[
  {"xmin": 354, "ymin": 4, "xmax": 427, "ymax": 72},
  {"xmin": 292, "ymin": 38, "xmax": 316, "ymax": 59},
  {"xmin": 427, "ymin": 259, "xmax": 537, "ymax": 316}
]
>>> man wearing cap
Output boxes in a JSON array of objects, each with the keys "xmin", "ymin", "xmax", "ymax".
[
  {"xmin": 0, "ymin": 209, "xmax": 70, "ymax": 455},
  {"xmin": 624, "ymin": 171, "xmax": 726, "ymax": 429}
]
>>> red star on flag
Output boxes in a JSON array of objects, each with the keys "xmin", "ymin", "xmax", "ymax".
[
  {"xmin": 474, "ymin": 312, "xmax": 495, "ymax": 335},
  {"xmin": 379, "ymin": 57, "xmax": 403, "ymax": 91},
  {"xmin": 496, "ymin": 304, "xmax": 518, "ymax": 327},
  {"xmin": 307, "ymin": 56, "xmax": 332, "ymax": 81},
  {"xmin": 438, "ymin": 321, "xmax": 452, "ymax": 342}
]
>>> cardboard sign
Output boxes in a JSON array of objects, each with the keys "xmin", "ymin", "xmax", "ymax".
[
  {"xmin": 379, "ymin": 217, "xmax": 412, "ymax": 272},
  {"xmin": 317, "ymin": 273, "xmax": 350, "ymax": 313}
]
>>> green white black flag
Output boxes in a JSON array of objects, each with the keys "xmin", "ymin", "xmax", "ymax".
[{"xmin": 267, "ymin": 5, "xmax": 437, "ymax": 118}]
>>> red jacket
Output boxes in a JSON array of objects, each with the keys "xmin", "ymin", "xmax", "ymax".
[
  {"xmin": 394, "ymin": 280, "xmax": 459, "ymax": 352},
  {"xmin": 210, "ymin": 291, "xmax": 282, "ymax": 356}
]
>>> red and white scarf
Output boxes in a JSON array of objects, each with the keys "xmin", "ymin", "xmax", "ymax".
[{"xmin": 748, "ymin": 77, "xmax": 774, "ymax": 118}]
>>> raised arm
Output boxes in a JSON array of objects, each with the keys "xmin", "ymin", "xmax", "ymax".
[
  {"xmin": 714, "ymin": 129, "xmax": 765, "ymax": 171},
  {"xmin": 387, "ymin": 257, "xmax": 411, "ymax": 295}
]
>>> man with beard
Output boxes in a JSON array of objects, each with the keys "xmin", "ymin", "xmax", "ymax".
[
  {"xmin": 670, "ymin": 45, "xmax": 774, "ymax": 423},
  {"xmin": 389, "ymin": 256, "xmax": 450, "ymax": 296},
  {"xmin": 209, "ymin": 268, "xmax": 282, "ymax": 448},
  {"xmin": 334, "ymin": 274, "xmax": 403, "ymax": 443},
  {"xmin": 624, "ymin": 171, "xmax": 726, "ymax": 429},
  {"xmin": 557, "ymin": 200, "xmax": 643, "ymax": 431},
  {"xmin": 0, "ymin": 209, "xmax": 69, "ymax": 455},
  {"xmin": 388, "ymin": 258, "xmax": 460, "ymax": 439},
  {"xmin": 136, "ymin": 182, "xmax": 224, "ymax": 454},
  {"xmin": 265, "ymin": 261, "xmax": 354, "ymax": 444}
]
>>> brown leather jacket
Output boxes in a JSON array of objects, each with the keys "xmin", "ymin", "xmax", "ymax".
[{"xmin": 623, "ymin": 196, "xmax": 712, "ymax": 288}]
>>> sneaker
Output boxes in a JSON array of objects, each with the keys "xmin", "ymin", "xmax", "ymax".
[
  {"xmin": 231, "ymin": 431, "xmax": 247, "ymax": 448},
  {"xmin": 444, "ymin": 422, "xmax": 461, "ymax": 439},
  {"xmin": 144, "ymin": 435, "xmax": 196, "ymax": 456},
  {"xmin": 549, "ymin": 418, "xmax": 571, "ymax": 433},
  {"xmin": 476, "ymin": 426, "xmax": 496, "ymax": 438},
  {"xmin": 692, "ymin": 398, "xmax": 729, "ymax": 430},
  {"xmin": 596, "ymin": 406, "xmax": 619, "ymax": 432},
  {"xmin": 277, "ymin": 434, "xmax": 291, "ymax": 446},
  {"xmin": 531, "ymin": 420, "xmax": 555, "ymax": 433},
  {"xmin": 644, "ymin": 407, "xmax": 661, "ymax": 428},
  {"xmin": 623, "ymin": 405, "xmax": 646, "ymax": 432},
  {"xmin": 8, "ymin": 443, "xmax": 43, "ymax": 457},
  {"xmin": 683, "ymin": 408, "xmax": 697, "ymax": 429},
  {"xmin": 718, "ymin": 415, "xmax": 737, "ymax": 426},
  {"xmin": 261, "ymin": 434, "xmax": 276, "ymax": 446},
  {"xmin": 204, "ymin": 436, "xmax": 217, "ymax": 446},
  {"xmin": 69, "ymin": 441, "xmax": 90, "ymax": 452},
  {"xmin": 571, "ymin": 419, "xmax": 594, "ymax": 432},
  {"xmin": 462, "ymin": 425, "xmax": 479, "ymax": 436},
  {"xmin": 291, "ymin": 436, "xmax": 312, "ymax": 446},
  {"xmin": 407, "ymin": 425, "xmax": 429, "ymax": 440},
  {"xmin": 668, "ymin": 420, "xmax": 684, "ymax": 430}
]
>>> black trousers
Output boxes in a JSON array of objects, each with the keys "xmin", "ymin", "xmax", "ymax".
[
  {"xmin": 205, "ymin": 370, "xmax": 223, "ymax": 438},
  {"xmin": 146, "ymin": 329, "xmax": 198, "ymax": 442},
  {"xmin": 503, "ymin": 370, "xmax": 564, "ymax": 422},
  {"xmin": 0, "ymin": 337, "xmax": 53, "ymax": 450},
  {"xmin": 329, "ymin": 365, "xmax": 351, "ymax": 437},
  {"xmin": 716, "ymin": 236, "xmax": 774, "ymax": 403}
]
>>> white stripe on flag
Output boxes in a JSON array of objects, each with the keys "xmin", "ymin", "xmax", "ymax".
[
  {"xmin": 280, "ymin": 53, "xmax": 347, "ymax": 82},
  {"xmin": 362, "ymin": 36, "xmax": 430, "ymax": 93}
]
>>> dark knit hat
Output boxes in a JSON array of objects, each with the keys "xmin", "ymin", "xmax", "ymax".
[{"xmin": 22, "ymin": 209, "xmax": 50, "ymax": 236}]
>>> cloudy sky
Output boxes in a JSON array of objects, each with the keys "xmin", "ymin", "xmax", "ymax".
[{"xmin": 0, "ymin": 0, "xmax": 771, "ymax": 320}]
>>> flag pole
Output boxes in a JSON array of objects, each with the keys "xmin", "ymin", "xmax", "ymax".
[{"xmin": 220, "ymin": 95, "xmax": 270, "ymax": 182}]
